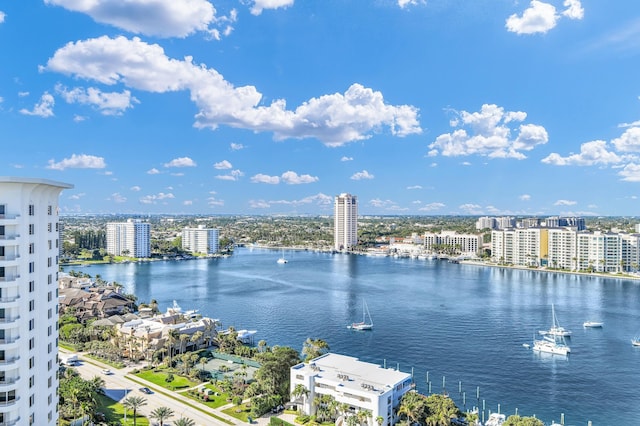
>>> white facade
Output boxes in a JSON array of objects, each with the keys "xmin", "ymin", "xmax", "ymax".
[
  {"xmin": 290, "ymin": 353, "xmax": 413, "ymax": 426},
  {"xmin": 182, "ymin": 225, "xmax": 219, "ymax": 255},
  {"xmin": 0, "ymin": 177, "xmax": 73, "ymax": 426},
  {"xmin": 475, "ymin": 216, "xmax": 496, "ymax": 230},
  {"xmin": 106, "ymin": 219, "xmax": 151, "ymax": 258},
  {"xmin": 334, "ymin": 194, "xmax": 358, "ymax": 251},
  {"xmin": 423, "ymin": 231, "xmax": 482, "ymax": 255}
]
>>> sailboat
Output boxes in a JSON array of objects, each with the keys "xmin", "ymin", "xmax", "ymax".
[
  {"xmin": 348, "ymin": 300, "xmax": 373, "ymax": 331},
  {"xmin": 539, "ymin": 304, "xmax": 572, "ymax": 337},
  {"xmin": 276, "ymin": 249, "xmax": 288, "ymax": 264},
  {"xmin": 632, "ymin": 337, "xmax": 640, "ymax": 347}
]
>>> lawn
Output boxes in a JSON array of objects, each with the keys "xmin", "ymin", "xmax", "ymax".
[
  {"xmin": 183, "ymin": 383, "xmax": 232, "ymax": 408},
  {"xmin": 95, "ymin": 393, "xmax": 150, "ymax": 426},
  {"xmin": 222, "ymin": 402, "xmax": 252, "ymax": 422},
  {"xmin": 136, "ymin": 369, "xmax": 198, "ymax": 390}
]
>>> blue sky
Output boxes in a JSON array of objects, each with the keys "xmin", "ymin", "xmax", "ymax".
[{"xmin": 2, "ymin": 0, "xmax": 640, "ymax": 216}]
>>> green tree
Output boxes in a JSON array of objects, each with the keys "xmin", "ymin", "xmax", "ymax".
[
  {"xmin": 302, "ymin": 338, "xmax": 329, "ymax": 362},
  {"xmin": 122, "ymin": 395, "xmax": 147, "ymax": 426},
  {"xmin": 174, "ymin": 418, "xmax": 197, "ymax": 426},
  {"xmin": 503, "ymin": 415, "xmax": 544, "ymax": 426},
  {"xmin": 149, "ymin": 406, "xmax": 175, "ymax": 426}
]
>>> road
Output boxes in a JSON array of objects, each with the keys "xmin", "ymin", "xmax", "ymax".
[{"xmin": 67, "ymin": 354, "xmax": 238, "ymax": 426}]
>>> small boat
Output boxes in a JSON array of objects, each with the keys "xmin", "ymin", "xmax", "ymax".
[
  {"xmin": 276, "ymin": 249, "xmax": 288, "ymax": 264},
  {"xmin": 539, "ymin": 304, "xmax": 572, "ymax": 337},
  {"xmin": 522, "ymin": 343, "xmax": 530, "ymax": 348},
  {"xmin": 348, "ymin": 300, "xmax": 373, "ymax": 331},
  {"xmin": 583, "ymin": 321, "xmax": 603, "ymax": 328},
  {"xmin": 484, "ymin": 413, "xmax": 506, "ymax": 426},
  {"xmin": 632, "ymin": 338, "xmax": 640, "ymax": 347}
]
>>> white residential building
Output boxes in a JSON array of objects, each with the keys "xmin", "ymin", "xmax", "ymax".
[
  {"xmin": 0, "ymin": 177, "xmax": 73, "ymax": 426},
  {"xmin": 290, "ymin": 353, "xmax": 413, "ymax": 426},
  {"xmin": 423, "ymin": 231, "xmax": 482, "ymax": 255},
  {"xmin": 491, "ymin": 228, "xmax": 547, "ymax": 267},
  {"xmin": 475, "ymin": 216, "xmax": 496, "ymax": 230},
  {"xmin": 182, "ymin": 225, "xmax": 219, "ymax": 255},
  {"xmin": 106, "ymin": 219, "xmax": 150, "ymax": 258},
  {"xmin": 334, "ymin": 193, "xmax": 358, "ymax": 251}
]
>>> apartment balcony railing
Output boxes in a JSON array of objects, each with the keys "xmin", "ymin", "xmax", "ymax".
[
  {"xmin": 0, "ymin": 275, "xmax": 20, "ymax": 283},
  {"xmin": 0, "ymin": 316, "xmax": 20, "ymax": 325},
  {"xmin": 0, "ymin": 254, "xmax": 20, "ymax": 261},
  {"xmin": 0, "ymin": 234, "xmax": 19, "ymax": 240},
  {"xmin": 0, "ymin": 336, "xmax": 20, "ymax": 345},
  {"xmin": 0, "ymin": 417, "xmax": 21, "ymax": 426},
  {"xmin": 0, "ymin": 295, "xmax": 20, "ymax": 304},
  {"xmin": 0, "ymin": 396, "xmax": 20, "ymax": 407},
  {"xmin": 0, "ymin": 357, "xmax": 20, "ymax": 366}
]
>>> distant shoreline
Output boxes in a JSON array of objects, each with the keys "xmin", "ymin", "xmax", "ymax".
[{"xmin": 460, "ymin": 259, "xmax": 640, "ymax": 282}]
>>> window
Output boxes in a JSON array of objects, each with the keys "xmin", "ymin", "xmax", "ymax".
[
  {"xmin": 48, "ymin": 342, "xmax": 52, "ymax": 353},
  {"xmin": 29, "ymin": 338, "xmax": 34, "ymax": 350},
  {"xmin": 48, "ymin": 376, "xmax": 52, "ymax": 388},
  {"xmin": 29, "ymin": 261, "xmax": 35, "ymax": 273},
  {"xmin": 48, "ymin": 308, "xmax": 52, "ymax": 319},
  {"xmin": 55, "ymin": 222, "xmax": 59, "ymax": 232},
  {"xmin": 48, "ymin": 205, "xmax": 52, "ymax": 215},
  {"xmin": 29, "ymin": 394, "xmax": 35, "ymax": 407},
  {"xmin": 29, "ymin": 280, "xmax": 35, "ymax": 292},
  {"xmin": 29, "ymin": 375, "xmax": 34, "ymax": 388},
  {"xmin": 29, "ymin": 356, "xmax": 35, "ymax": 368},
  {"xmin": 47, "ymin": 325, "xmax": 52, "ymax": 336},
  {"xmin": 29, "ymin": 299, "xmax": 35, "ymax": 311},
  {"xmin": 48, "ymin": 274, "xmax": 52, "ymax": 284},
  {"xmin": 29, "ymin": 319, "xmax": 34, "ymax": 331},
  {"xmin": 29, "ymin": 223, "xmax": 34, "ymax": 234},
  {"xmin": 29, "ymin": 204, "xmax": 35, "ymax": 215},
  {"xmin": 48, "ymin": 291, "xmax": 52, "ymax": 302},
  {"xmin": 29, "ymin": 242, "xmax": 35, "ymax": 254},
  {"xmin": 48, "ymin": 360, "xmax": 52, "ymax": 371},
  {"xmin": 48, "ymin": 240, "xmax": 52, "ymax": 250},
  {"xmin": 0, "ymin": 204, "xmax": 5, "ymax": 216},
  {"xmin": 47, "ymin": 257, "xmax": 52, "ymax": 267},
  {"xmin": 47, "ymin": 223, "xmax": 52, "ymax": 232}
]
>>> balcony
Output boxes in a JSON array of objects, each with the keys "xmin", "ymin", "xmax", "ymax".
[
  {"xmin": 0, "ymin": 396, "xmax": 20, "ymax": 407},
  {"xmin": 0, "ymin": 295, "xmax": 20, "ymax": 306},
  {"xmin": 0, "ymin": 336, "xmax": 20, "ymax": 349},
  {"xmin": 0, "ymin": 255, "xmax": 20, "ymax": 267},
  {"xmin": 0, "ymin": 417, "xmax": 21, "ymax": 426},
  {"xmin": 0, "ymin": 275, "xmax": 20, "ymax": 285},
  {"xmin": 0, "ymin": 376, "xmax": 20, "ymax": 391},
  {"xmin": 0, "ymin": 316, "xmax": 20, "ymax": 326},
  {"xmin": 0, "ymin": 214, "xmax": 19, "ymax": 225},
  {"xmin": 0, "ymin": 357, "xmax": 20, "ymax": 366}
]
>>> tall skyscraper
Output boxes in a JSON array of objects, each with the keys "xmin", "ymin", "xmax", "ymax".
[
  {"xmin": 334, "ymin": 193, "xmax": 358, "ymax": 251},
  {"xmin": 0, "ymin": 177, "xmax": 73, "ymax": 425},
  {"xmin": 106, "ymin": 219, "xmax": 151, "ymax": 258},
  {"xmin": 182, "ymin": 225, "xmax": 219, "ymax": 255}
]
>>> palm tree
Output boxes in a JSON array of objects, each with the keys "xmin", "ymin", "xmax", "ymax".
[
  {"xmin": 166, "ymin": 328, "xmax": 180, "ymax": 367},
  {"xmin": 122, "ymin": 395, "xmax": 147, "ymax": 426},
  {"xmin": 149, "ymin": 406, "xmax": 175, "ymax": 426},
  {"xmin": 291, "ymin": 383, "xmax": 309, "ymax": 405},
  {"xmin": 302, "ymin": 338, "xmax": 329, "ymax": 362},
  {"xmin": 376, "ymin": 416, "xmax": 384, "ymax": 426},
  {"xmin": 174, "ymin": 417, "xmax": 197, "ymax": 426}
]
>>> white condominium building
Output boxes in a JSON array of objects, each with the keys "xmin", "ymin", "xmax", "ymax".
[
  {"xmin": 0, "ymin": 177, "xmax": 73, "ymax": 426},
  {"xmin": 424, "ymin": 231, "xmax": 482, "ymax": 255},
  {"xmin": 491, "ymin": 228, "xmax": 548, "ymax": 267},
  {"xmin": 334, "ymin": 193, "xmax": 358, "ymax": 252},
  {"xmin": 182, "ymin": 225, "xmax": 219, "ymax": 255},
  {"xmin": 106, "ymin": 219, "xmax": 150, "ymax": 258},
  {"xmin": 290, "ymin": 353, "xmax": 413, "ymax": 426}
]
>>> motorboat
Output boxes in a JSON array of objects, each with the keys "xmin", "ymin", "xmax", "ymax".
[
  {"xmin": 533, "ymin": 335, "xmax": 571, "ymax": 356},
  {"xmin": 484, "ymin": 413, "xmax": 506, "ymax": 426},
  {"xmin": 539, "ymin": 304, "xmax": 572, "ymax": 337},
  {"xmin": 583, "ymin": 321, "xmax": 603, "ymax": 328}
]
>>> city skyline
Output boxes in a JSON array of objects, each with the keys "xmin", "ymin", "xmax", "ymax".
[{"xmin": 2, "ymin": 1, "xmax": 640, "ymax": 216}]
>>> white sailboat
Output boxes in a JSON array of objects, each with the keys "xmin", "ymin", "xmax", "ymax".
[
  {"xmin": 539, "ymin": 304, "xmax": 572, "ymax": 337},
  {"xmin": 348, "ymin": 300, "xmax": 373, "ymax": 331},
  {"xmin": 277, "ymin": 249, "xmax": 288, "ymax": 264},
  {"xmin": 533, "ymin": 334, "xmax": 571, "ymax": 356}
]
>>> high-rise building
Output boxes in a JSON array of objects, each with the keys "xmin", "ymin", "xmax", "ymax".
[
  {"xmin": 106, "ymin": 219, "xmax": 150, "ymax": 258},
  {"xmin": 334, "ymin": 193, "xmax": 358, "ymax": 251},
  {"xmin": 0, "ymin": 177, "xmax": 73, "ymax": 426},
  {"xmin": 182, "ymin": 225, "xmax": 219, "ymax": 255}
]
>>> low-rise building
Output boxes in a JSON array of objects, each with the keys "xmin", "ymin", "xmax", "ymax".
[{"xmin": 290, "ymin": 353, "xmax": 413, "ymax": 426}]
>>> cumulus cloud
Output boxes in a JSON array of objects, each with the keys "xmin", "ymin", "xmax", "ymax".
[
  {"xmin": 351, "ymin": 170, "xmax": 374, "ymax": 180},
  {"xmin": 519, "ymin": 194, "xmax": 531, "ymax": 201},
  {"xmin": 459, "ymin": 203, "xmax": 484, "ymax": 214},
  {"xmin": 398, "ymin": 0, "xmax": 425, "ymax": 8},
  {"xmin": 250, "ymin": 0, "xmax": 294, "ymax": 15},
  {"xmin": 216, "ymin": 169, "xmax": 244, "ymax": 181},
  {"xmin": 251, "ymin": 173, "xmax": 280, "ymax": 184},
  {"xmin": 281, "ymin": 171, "xmax": 318, "ymax": 184},
  {"xmin": 44, "ymin": 0, "xmax": 236, "ymax": 39},
  {"xmin": 47, "ymin": 154, "xmax": 106, "ymax": 170},
  {"xmin": 56, "ymin": 84, "xmax": 138, "ymax": 115},
  {"xmin": 147, "ymin": 168, "xmax": 160, "ymax": 174},
  {"xmin": 230, "ymin": 142, "xmax": 244, "ymax": 150},
  {"xmin": 109, "ymin": 193, "xmax": 127, "ymax": 203},
  {"xmin": 164, "ymin": 157, "xmax": 196, "ymax": 167},
  {"xmin": 0, "ymin": 11, "xmax": 5, "ymax": 23},
  {"xmin": 618, "ymin": 163, "xmax": 640, "ymax": 182},
  {"xmin": 419, "ymin": 202, "xmax": 445, "ymax": 211},
  {"xmin": 340, "ymin": 156, "xmax": 353, "ymax": 162},
  {"xmin": 214, "ymin": 160, "xmax": 233, "ymax": 169},
  {"xmin": 140, "ymin": 192, "xmax": 175, "ymax": 204},
  {"xmin": 611, "ymin": 127, "xmax": 640, "ymax": 153},
  {"xmin": 130, "ymin": 186, "xmax": 141, "ymax": 191},
  {"xmin": 69, "ymin": 193, "xmax": 86, "ymax": 200},
  {"xmin": 407, "ymin": 185, "xmax": 422, "ymax": 190},
  {"xmin": 429, "ymin": 104, "xmax": 548, "ymax": 159},
  {"xmin": 554, "ymin": 199, "xmax": 576, "ymax": 206},
  {"xmin": 20, "ymin": 92, "xmax": 55, "ymax": 117},
  {"xmin": 506, "ymin": 0, "xmax": 583, "ymax": 35},
  {"xmin": 249, "ymin": 193, "xmax": 332, "ymax": 209},
  {"xmin": 542, "ymin": 140, "xmax": 623, "ymax": 166},
  {"xmin": 369, "ymin": 199, "xmax": 405, "ymax": 211},
  {"xmin": 44, "ymin": 36, "xmax": 421, "ymax": 146}
]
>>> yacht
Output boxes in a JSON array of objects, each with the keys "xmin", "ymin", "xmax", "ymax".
[
  {"xmin": 583, "ymin": 321, "xmax": 603, "ymax": 328},
  {"xmin": 539, "ymin": 304, "xmax": 572, "ymax": 337},
  {"xmin": 484, "ymin": 413, "xmax": 506, "ymax": 426},
  {"xmin": 533, "ymin": 335, "xmax": 571, "ymax": 356}
]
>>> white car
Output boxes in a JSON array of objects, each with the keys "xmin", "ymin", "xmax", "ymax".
[{"xmin": 101, "ymin": 369, "xmax": 113, "ymax": 375}]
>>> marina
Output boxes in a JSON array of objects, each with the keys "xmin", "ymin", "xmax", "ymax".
[{"xmin": 66, "ymin": 247, "xmax": 640, "ymax": 425}]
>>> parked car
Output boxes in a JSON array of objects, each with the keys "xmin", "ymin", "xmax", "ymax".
[{"xmin": 139, "ymin": 387, "xmax": 153, "ymax": 394}]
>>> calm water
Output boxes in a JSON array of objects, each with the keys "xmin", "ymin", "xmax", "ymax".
[{"xmin": 67, "ymin": 248, "xmax": 640, "ymax": 425}]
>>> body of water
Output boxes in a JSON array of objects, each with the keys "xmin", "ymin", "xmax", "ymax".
[{"xmin": 67, "ymin": 248, "xmax": 640, "ymax": 425}]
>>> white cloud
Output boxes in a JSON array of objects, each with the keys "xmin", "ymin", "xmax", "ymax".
[
  {"xmin": 44, "ymin": 0, "xmax": 235, "ymax": 39},
  {"xmin": 419, "ymin": 202, "xmax": 445, "ymax": 211},
  {"xmin": 20, "ymin": 92, "xmax": 55, "ymax": 117},
  {"xmin": 554, "ymin": 199, "xmax": 577, "ymax": 206},
  {"xmin": 618, "ymin": 163, "xmax": 640, "ymax": 182},
  {"xmin": 459, "ymin": 203, "xmax": 483, "ymax": 214},
  {"xmin": 130, "ymin": 186, "xmax": 141, "ymax": 191},
  {"xmin": 519, "ymin": 194, "xmax": 531, "ymax": 201},
  {"xmin": 611, "ymin": 127, "xmax": 640, "ymax": 152},
  {"xmin": 562, "ymin": 0, "xmax": 584, "ymax": 20},
  {"xmin": 251, "ymin": 174, "xmax": 280, "ymax": 184},
  {"xmin": 619, "ymin": 120, "xmax": 640, "ymax": 128},
  {"xmin": 47, "ymin": 154, "xmax": 106, "ymax": 170},
  {"xmin": 461, "ymin": 161, "xmax": 471, "ymax": 166},
  {"xmin": 68, "ymin": 193, "xmax": 86, "ymax": 200},
  {"xmin": 506, "ymin": 1, "xmax": 559, "ymax": 35},
  {"xmin": 140, "ymin": 192, "xmax": 175, "ymax": 204},
  {"xmin": 250, "ymin": 0, "xmax": 294, "ymax": 16},
  {"xmin": 214, "ymin": 160, "xmax": 233, "ymax": 169},
  {"xmin": 429, "ymin": 104, "xmax": 548, "ymax": 159},
  {"xmin": 45, "ymin": 36, "xmax": 421, "ymax": 146},
  {"xmin": 73, "ymin": 115, "xmax": 87, "ymax": 122},
  {"xmin": 398, "ymin": 0, "xmax": 425, "ymax": 8},
  {"xmin": 340, "ymin": 156, "xmax": 353, "ymax": 162},
  {"xmin": 216, "ymin": 169, "xmax": 244, "ymax": 181},
  {"xmin": 164, "ymin": 157, "xmax": 196, "ymax": 167},
  {"xmin": 18, "ymin": 91, "xmax": 29, "ymax": 97},
  {"xmin": 369, "ymin": 199, "xmax": 403, "ymax": 210},
  {"xmin": 351, "ymin": 170, "xmax": 374, "ymax": 180},
  {"xmin": 281, "ymin": 171, "xmax": 318, "ymax": 184},
  {"xmin": 249, "ymin": 200, "xmax": 271, "ymax": 209},
  {"xmin": 56, "ymin": 84, "xmax": 138, "ymax": 115},
  {"xmin": 183, "ymin": 200, "xmax": 193, "ymax": 206},
  {"xmin": 541, "ymin": 140, "xmax": 623, "ymax": 166},
  {"xmin": 230, "ymin": 142, "xmax": 244, "ymax": 150},
  {"xmin": 147, "ymin": 168, "xmax": 160, "ymax": 174},
  {"xmin": 407, "ymin": 185, "xmax": 422, "ymax": 190},
  {"xmin": 109, "ymin": 193, "xmax": 127, "ymax": 203},
  {"xmin": 0, "ymin": 11, "xmax": 5, "ymax": 23}
]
